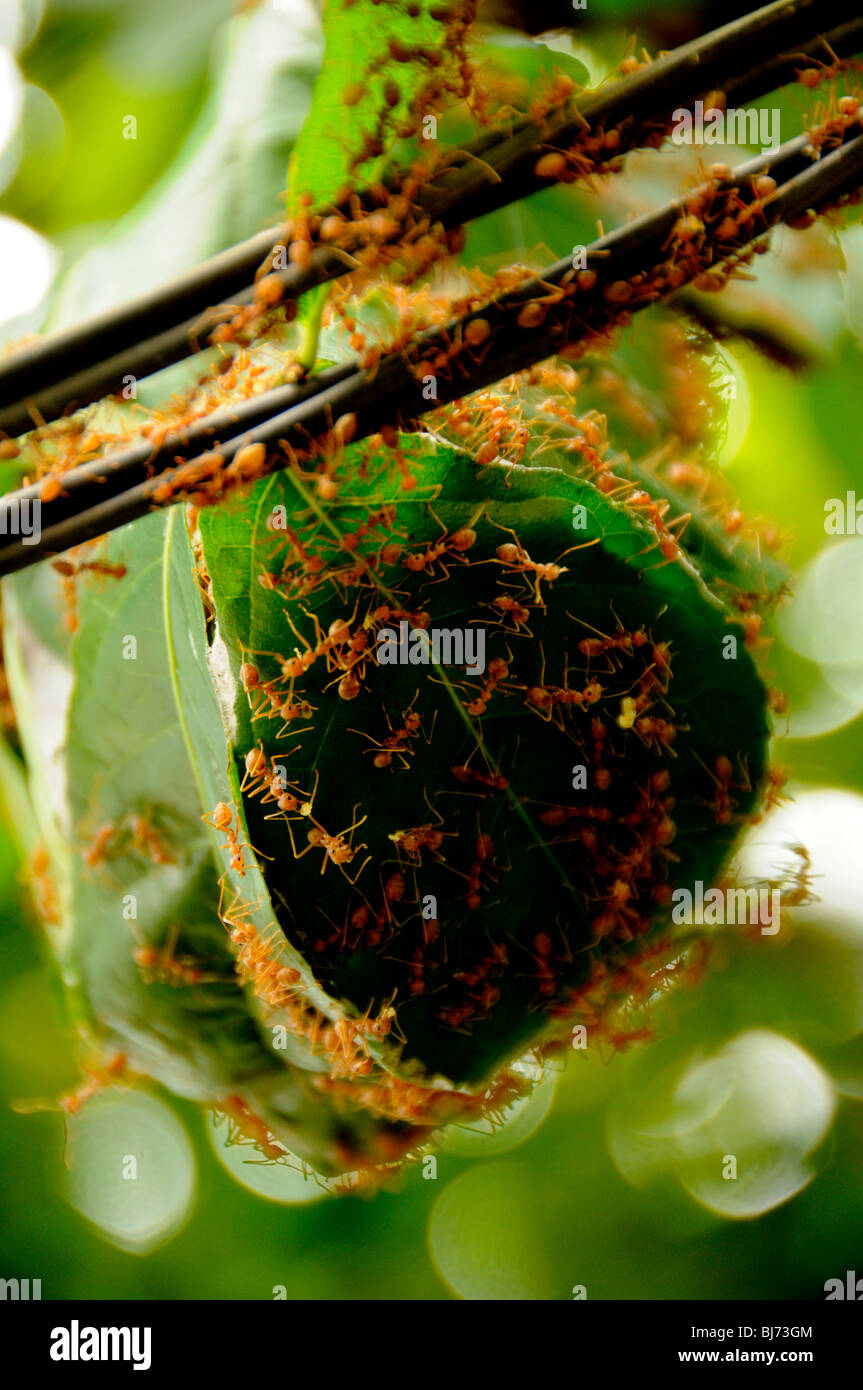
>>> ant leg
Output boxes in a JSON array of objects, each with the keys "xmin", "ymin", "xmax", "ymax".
[
  {"xmin": 341, "ymin": 854, "xmax": 372, "ymax": 886},
  {"xmin": 556, "ymin": 537, "xmax": 602, "ymax": 563},
  {"xmin": 282, "ymin": 815, "xmax": 316, "ymax": 864}
]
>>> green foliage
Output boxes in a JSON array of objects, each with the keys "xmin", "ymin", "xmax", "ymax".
[
  {"xmin": 7, "ymin": 0, "xmax": 860, "ymax": 1288},
  {"xmin": 287, "ymin": 0, "xmax": 442, "ymax": 211},
  {"xmin": 286, "ymin": 0, "xmax": 474, "ymax": 365},
  {"xmin": 2, "ymin": 509, "xmax": 423, "ymax": 1172},
  {"xmin": 2, "ymin": 408, "xmax": 771, "ymax": 1167},
  {"xmin": 197, "ymin": 437, "xmax": 768, "ymax": 1086}
]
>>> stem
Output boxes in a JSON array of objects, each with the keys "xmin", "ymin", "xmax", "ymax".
[{"xmin": 296, "ymin": 284, "xmax": 331, "ymax": 373}]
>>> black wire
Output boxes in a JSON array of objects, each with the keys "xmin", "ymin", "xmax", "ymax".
[
  {"xmin": 0, "ymin": 0, "xmax": 859, "ymax": 439},
  {"xmin": 2, "ymin": 127, "xmax": 861, "ymax": 578}
]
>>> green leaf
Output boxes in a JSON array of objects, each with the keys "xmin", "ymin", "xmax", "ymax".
[
  {"xmin": 288, "ymin": 0, "xmax": 443, "ymax": 216},
  {"xmin": 2, "ymin": 512, "xmax": 422, "ymax": 1172},
  {"xmin": 510, "ymin": 360, "xmax": 790, "ymax": 606},
  {"xmin": 2, "ymin": 557, "xmax": 78, "ymax": 956},
  {"xmin": 198, "ymin": 435, "xmax": 769, "ymax": 1085},
  {"xmin": 286, "ymin": 0, "xmax": 466, "ymax": 366}
]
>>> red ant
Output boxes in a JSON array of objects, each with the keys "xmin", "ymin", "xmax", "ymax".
[
  {"xmin": 213, "ymin": 1096, "xmax": 286, "ymax": 1161},
  {"xmin": 486, "ymin": 522, "xmax": 599, "ymax": 603},
  {"xmin": 261, "ymin": 768, "xmax": 316, "ymax": 824},
  {"xmin": 461, "ymin": 654, "xmax": 514, "ymax": 718},
  {"xmin": 363, "ymin": 602, "xmax": 431, "ymax": 635},
  {"xmin": 576, "ymin": 618, "xmax": 648, "ymax": 662},
  {"xmin": 276, "ymin": 599, "xmax": 360, "ymax": 681},
  {"xmin": 28, "ymin": 847, "xmax": 59, "ymax": 925},
  {"xmin": 266, "ymin": 522, "xmax": 327, "ymax": 597},
  {"xmin": 132, "ymin": 923, "xmax": 221, "ymax": 988},
  {"xmin": 202, "ymin": 801, "xmax": 248, "ymax": 877},
  {"xmin": 82, "ymin": 823, "xmax": 116, "ymax": 870},
  {"xmin": 523, "ymin": 647, "xmax": 604, "ymax": 729},
  {"xmin": 488, "ymin": 592, "xmax": 533, "ymax": 634},
  {"xmin": 448, "ymin": 760, "xmax": 509, "ymax": 794},
  {"xmin": 395, "ymin": 507, "xmax": 479, "ymax": 584},
  {"xmin": 322, "ymin": 1019, "xmax": 375, "ymax": 1080},
  {"xmin": 512, "ymin": 930, "xmax": 571, "ymax": 1010},
  {"xmin": 129, "ymin": 814, "xmax": 174, "ymax": 865},
  {"xmin": 633, "ymin": 714, "xmax": 679, "ymax": 753},
  {"xmin": 59, "ymin": 1053, "xmax": 127, "ymax": 1116},
  {"xmin": 238, "ymin": 644, "xmax": 317, "ymax": 737},
  {"xmin": 284, "ymin": 788, "xmax": 370, "ymax": 885},
  {"xmin": 626, "ymin": 489, "xmax": 691, "ymax": 566},
  {"xmin": 239, "ymin": 744, "xmax": 273, "ymax": 796},
  {"xmin": 52, "ymin": 558, "xmax": 126, "ymax": 581},
  {"xmin": 350, "ymin": 693, "xmax": 433, "ymax": 769},
  {"xmin": 388, "ymin": 797, "xmax": 450, "ymax": 865},
  {"xmin": 456, "ymin": 830, "xmax": 508, "ymax": 910},
  {"xmin": 760, "ymin": 763, "xmax": 789, "ymax": 817},
  {"xmin": 51, "ymin": 554, "xmax": 127, "ymax": 633},
  {"xmin": 694, "ymin": 752, "xmax": 750, "ymax": 826},
  {"xmin": 337, "ymin": 504, "xmax": 399, "ymax": 555}
]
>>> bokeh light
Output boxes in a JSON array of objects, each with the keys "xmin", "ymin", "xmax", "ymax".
[{"xmin": 65, "ymin": 1090, "xmax": 197, "ymax": 1253}]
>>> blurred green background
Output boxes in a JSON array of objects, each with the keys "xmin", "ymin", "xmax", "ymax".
[{"xmin": 2, "ymin": 0, "xmax": 863, "ymax": 1300}]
